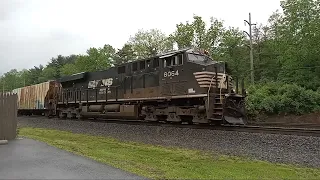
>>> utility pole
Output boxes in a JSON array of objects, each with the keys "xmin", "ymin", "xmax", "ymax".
[{"xmin": 244, "ymin": 13, "xmax": 256, "ymax": 84}]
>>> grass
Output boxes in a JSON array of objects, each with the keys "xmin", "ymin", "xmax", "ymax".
[{"xmin": 19, "ymin": 127, "xmax": 320, "ymax": 179}]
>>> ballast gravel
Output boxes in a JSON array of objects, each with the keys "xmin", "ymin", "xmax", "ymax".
[{"xmin": 18, "ymin": 116, "xmax": 320, "ymax": 168}]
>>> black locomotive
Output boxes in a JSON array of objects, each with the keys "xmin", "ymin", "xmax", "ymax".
[{"xmin": 56, "ymin": 48, "xmax": 247, "ymax": 125}]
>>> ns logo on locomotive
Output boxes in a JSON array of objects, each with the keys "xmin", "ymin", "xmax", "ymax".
[{"xmin": 14, "ymin": 48, "xmax": 247, "ymax": 125}]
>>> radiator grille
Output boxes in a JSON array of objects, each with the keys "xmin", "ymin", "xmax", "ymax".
[
  {"xmin": 161, "ymin": 83, "xmax": 171, "ymax": 95},
  {"xmin": 173, "ymin": 82, "xmax": 186, "ymax": 95}
]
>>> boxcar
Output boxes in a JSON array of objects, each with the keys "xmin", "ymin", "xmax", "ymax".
[{"xmin": 12, "ymin": 80, "xmax": 60, "ymax": 116}]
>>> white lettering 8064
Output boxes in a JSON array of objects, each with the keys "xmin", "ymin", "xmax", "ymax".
[{"xmin": 164, "ymin": 70, "xmax": 179, "ymax": 77}]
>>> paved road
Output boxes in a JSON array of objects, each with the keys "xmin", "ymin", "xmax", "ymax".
[{"xmin": 0, "ymin": 138, "xmax": 145, "ymax": 179}]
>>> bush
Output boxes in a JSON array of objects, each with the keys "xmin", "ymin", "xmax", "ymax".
[{"xmin": 245, "ymin": 82, "xmax": 320, "ymax": 120}]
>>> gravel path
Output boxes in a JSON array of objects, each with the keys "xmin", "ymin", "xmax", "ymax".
[{"xmin": 18, "ymin": 116, "xmax": 320, "ymax": 168}]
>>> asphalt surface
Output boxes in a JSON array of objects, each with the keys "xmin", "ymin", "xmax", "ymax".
[{"xmin": 0, "ymin": 138, "xmax": 145, "ymax": 179}]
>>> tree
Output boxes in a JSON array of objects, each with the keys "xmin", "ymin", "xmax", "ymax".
[
  {"xmin": 267, "ymin": 0, "xmax": 320, "ymax": 90},
  {"xmin": 19, "ymin": 69, "xmax": 30, "ymax": 86},
  {"xmin": 219, "ymin": 27, "xmax": 248, "ymax": 78},
  {"xmin": 60, "ymin": 64, "xmax": 80, "ymax": 76},
  {"xmin": 113, "ymin": 44, "xmax": 137, "ymax": 65},
  {"xmin": 128, "ymin": 29, "xmax": 173, "ymax": 58},
  {"xmin": 171, "ymin": 15, "xmax": 225, "ymax": 58},
  {"xmin": 74, "ymin": 44, "xmax": 116, "ymax": 72},
  {"xmin": 1, "ymin": 69, "xmax": 20, "ymax": 91},
  {"xmin": 171, "ymin": 21, "xmax": 194, "ymax": 49},
  {"xmin": 250, "ymin": 24, "xmax": 281, "ymax": 82},
  {"xmin": 39, "ymin": 66, "xmax": 57, "ymax": 82},
  {"xmin": 98, "ymin": 44, "xmax": 116, "ymax": 68},
  {"xmin": 47, "ymin": 54, "xmax": 78, "ymax": 78},
  {"xmin": 26, "ymin": 65, "xmax": 44, "ymax": 85}
]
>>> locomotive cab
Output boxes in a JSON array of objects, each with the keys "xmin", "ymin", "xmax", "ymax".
[
  {"xmin": 184, "ymin": 49, "xmax": 247, "ymax": 125},
  {"xmin": 157, "ymin": 48, "xmax": 247, "ymax": 125}
]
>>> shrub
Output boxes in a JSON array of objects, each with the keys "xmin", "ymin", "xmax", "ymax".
[{"xmin": 245, "ymin": 82, "xmax": 320, "ymax": 120}]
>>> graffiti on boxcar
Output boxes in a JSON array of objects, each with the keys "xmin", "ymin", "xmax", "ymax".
[{"xmin": 35, "ymin": 100, "xmax": 44, "ymax": 109}]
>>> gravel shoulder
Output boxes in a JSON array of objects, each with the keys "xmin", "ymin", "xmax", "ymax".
[{"xmin": 18, "ymin": 116, "xmax": 320, "ymax": 168}]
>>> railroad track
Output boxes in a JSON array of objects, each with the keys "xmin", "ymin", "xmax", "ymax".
[
  {"xmin": 19, "ymin": 116, "xmax": 320, "ymax": 137},
  {"xmin": 155, "ymin": 123, "xmax": 320, "ymax": 137},
  {"xmin": 249, "ymin": 122, "xmax": 320, "ymax": 128},
  {"xmin": 216, "ymin": 125, "xmax": 320, "ymax": 137}
]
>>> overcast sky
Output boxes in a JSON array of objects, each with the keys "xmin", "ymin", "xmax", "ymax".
[{"xmin": 0, "ymin": 0, "xmax": 281, "ymax": 74}]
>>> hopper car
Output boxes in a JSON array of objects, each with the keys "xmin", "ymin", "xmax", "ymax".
[
  {"xmin": 13, "ymin": 48, "xmax": 247, "ymax": 125},
  {"xmin": 11, "ymin": 80, "xmax": 60, "ymax": 116}
]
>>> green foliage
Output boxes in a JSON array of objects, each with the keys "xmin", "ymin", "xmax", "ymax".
[
  {"xmin": 170, "ymin": 21, "xmax": 194, "ymax": 49},
  {"xmin": 113, "ymin": 44, "xmax": 136, "ymax": 65},
  {"xmin": 47, "ymin": 54, "xmax": 78, "ymax": 79},
  {"xmin": 39, "ymin": 66, "xmax": 57, "ymax": 82},
  {"xmin": 171, "ymin": 15, "xmax": 225, "ymax": 54},
  {"xmin": 60, "ymin": 63, "xmax": 80, "ymax": 76},
  {"xmin": 74, "ymin": 44, "xmax": 116, "ymax": 72},
  {"xmin": 246, "ymin": 82, "xmax": 320, "ymax": 119},
  {"xmin": 128, "ymin": 29, "xmax": 173, "ymax": 58},
  {"xmin": 266, "ymin": 0, "xmax": 320, "ymax": 90},
  {"xmin": 218, "ymin": 27, "xmax": 248, "ymax": 77}
]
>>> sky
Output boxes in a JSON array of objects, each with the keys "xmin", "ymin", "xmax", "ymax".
[{"xmin": 0, "ymin": 0, "xmax": 281, "ymax": 75}]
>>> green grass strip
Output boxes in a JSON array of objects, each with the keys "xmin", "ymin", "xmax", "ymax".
[{"xmin": 19, "ymin": 127, "xmax": 320, "ymax": 179}]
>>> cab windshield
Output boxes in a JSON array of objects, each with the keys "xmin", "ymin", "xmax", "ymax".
[{"xmin": 187, "ymin": 53, "xmax": 215, "ymax": 65}]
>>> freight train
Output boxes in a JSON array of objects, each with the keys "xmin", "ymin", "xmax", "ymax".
[{"xmin": 12, "ymin": 48, "xmax": 247, "ymax": 125}]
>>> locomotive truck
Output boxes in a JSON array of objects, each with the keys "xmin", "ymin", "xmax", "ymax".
[{"xmin": 13, "ymin": 48, "xmax": 247, "ymax": 125}]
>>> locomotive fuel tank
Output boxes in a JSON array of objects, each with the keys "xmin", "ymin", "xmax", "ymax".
[
  {"xmin": 88, "ymin": 105, "xmax": 104, "ymax": 112},
  {"xmin": 80, "ymin": 104, "xmax": 139, "ymax": 120},
  {"xmin": 105, "ymin": 104, "xmax": 120, "ymax": 112},
  {"xmin": 86, "ymin": 104, "xmax": 121, "ymax": 112}
]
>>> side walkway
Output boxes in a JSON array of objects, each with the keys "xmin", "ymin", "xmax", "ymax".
[{"xmin": 0, "ymin": 138, "xmax": 145, "ymax": 179}]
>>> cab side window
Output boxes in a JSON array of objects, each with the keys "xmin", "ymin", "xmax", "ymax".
[{"xmin": 163, "ymin": 54, "xmax": 183, "ymax": 68}]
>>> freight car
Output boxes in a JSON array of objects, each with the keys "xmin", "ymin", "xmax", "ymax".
[
  {"xmin": 55, "ymin": 48, "xmax": 247, "ymax": 125},
  {"xmin": 11, "ymin": 80, "xmax": 60, "ymax": 116}
]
